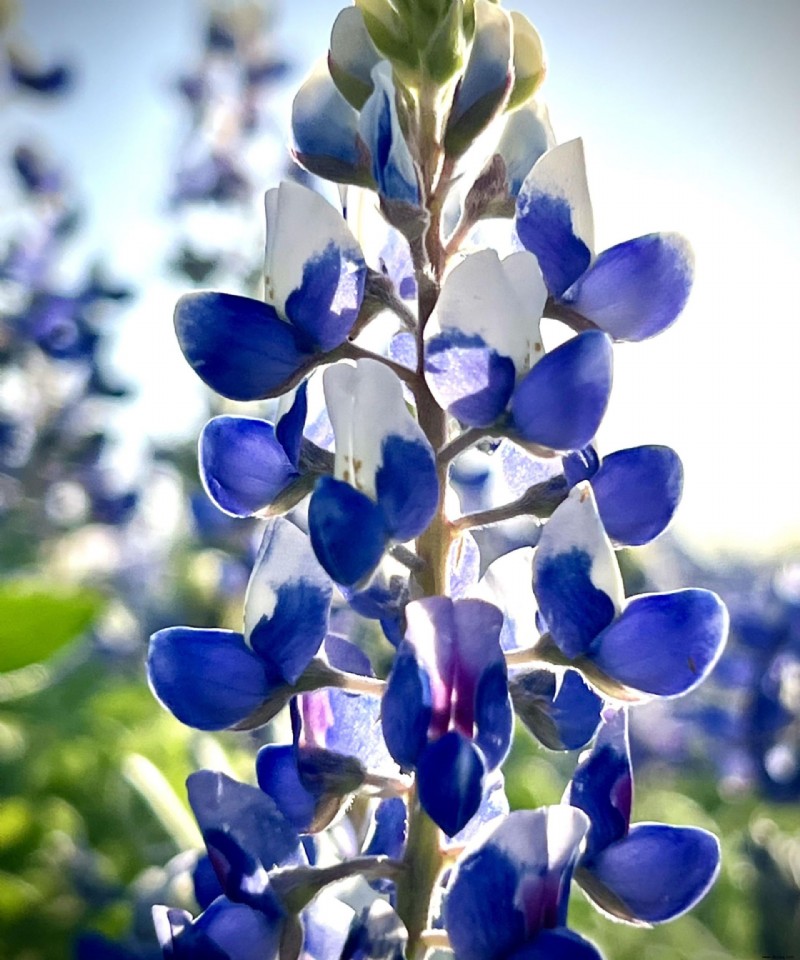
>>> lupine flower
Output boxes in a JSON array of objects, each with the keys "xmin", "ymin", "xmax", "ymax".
[
  {"xmin": 381, "ymin": 596, "xmax": 512, "ymax": 835},
  {"xmin": 147, "ymin": 517, "xmax": 332, "ymax": 730},
  {"xmin": 425, "ymin": 248, "xmax": 614, "ymax": 448},
  {"xmin": 307, "ymin": 358, "xmax": 438, "ymax": 586},
  {"xmin": 443, "ymin": 805, "xmax": 603, "ymax": 959},
  {"xmin": 533, "ymin": 482, "xmax": 728, "ymax": 700},
  {"xmin": 566, "ymin": 709, "xmax": 721, "ymax": 924},
  {"xmin": 174, "ymin": 181, "xmax": 368, "ymax": 401},
  {"xmin": 516, "ymin": 138, "xmax": 694, "ymax": 341}
]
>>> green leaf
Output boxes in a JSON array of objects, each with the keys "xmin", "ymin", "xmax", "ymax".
[
  {"xmin": 506, "ymin": 12, "xmax": 546, "ymax": 111},
  {"xmin": 0, "ymin": 581, "xmax": 105, "ymax": 672}
]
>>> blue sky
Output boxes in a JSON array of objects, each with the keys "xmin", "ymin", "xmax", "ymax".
[{"xmin": 3, "ymin": 0, "xmax": 799, "ymax": 553}]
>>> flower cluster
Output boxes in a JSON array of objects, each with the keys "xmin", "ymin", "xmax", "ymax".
[{"xmin": 148, "ymin": 2, "xmax": 728, "ymax": 958}]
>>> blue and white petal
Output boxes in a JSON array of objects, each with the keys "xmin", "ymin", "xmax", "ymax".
[
  {"xmin": 510, "ymin": 331, "xmax": 613, "ymax": 451},
  {"xmin": 565, "ymin": 709, "xmax": 633, "ymax": 859},
  {"xmin": 516, "ymin": 139, "xmax": 595, "ymax": 297},
  {"xmin": 264, "ymin": 181, "xmax": 367, "ymax": 352},
  {"xmin": 243, "ymin": 518, "xmax": 332, "ymax": 684},
  {"xmin": 588, "ymin": 589, "xmax": 729, "ymax": 698},
  {"xmin": 577, "ymin": 823, "xmax": 721, "ymax": 925},
  {"xmin": 174, "ymin": 292, "xmax": 312, "ymax": 401},
  {"xmin": 425, "ymin": 250, "xmax": 545, "ymax": 426},
  {"xmin": 291, "ymin": 59, "xmax": 369, "ymax": 184},
  {"xmin": 563, "ymin": 233, "xmax": 694, "ymax": 342},
  {"xmin": 147, "ymin": 627, "xmax": 273, "ymax": 731},
  {"xmin": 324, "ymin": 359, "xmax": 438, "ymax": 542},
  {"xmin": 533, "ymin": 483, "xmax": 623, "ymax": 659},
  {"xmin": 494, "ymin": 98, "xmax": 556, "ymax": 197},
  {"xmin": 591, "ymin": 445, "xmax": 683, "ymax": 546},
  {"xmin": 359, "ymin": 62, "xmax": 420, "ymax": 206},
  {"xmin": 199, "ymin": 416, "xmax": 300, "ymax": 518},
  {"xmin": 443, "ymin": 806, "xmax": 591, "ymax": 960},
  {"xmin": 187, "ymin": 770, "xmax": 301, "ymax": 909},
  {"xmin": 154, "ymin": 896, "xmax": 283, "ymax": 960}
]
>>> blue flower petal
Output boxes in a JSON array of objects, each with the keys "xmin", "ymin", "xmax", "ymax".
[
  {"xmin": 381, "ymin": 641, "xmax": 432, "ymax": 770},
  {"xmin": 308, "ymin": 476, "xmax": 388, "ymax": 585},
  {"xmin": 375, "ymin": 435, "xmax": 439, "ymax": 542},
  {"xmin": 147, "ymin": 627, "xmax": 272, "ymax": 731},
  {"xmin": 417, "ymin": 731, "xmax": 485, "ymax": 837},
  {"xmin": 256, "ymin": 745, "xmax": 317, "ymax": 833},
  {"xmin": 244, "ymin": 518, "xmax": 332, "ymax": 685},
  {"xmin": 562, "ymin": 445, "xmax": 600, "ymax": 488},
  {"xmin": 510, "ymin": 331, "xmax": 613, "ymax": 451},
  {"xmin": 507, "ymin": 928, "xmax": 604, "ymax": 960},
  {"xmin": 591, "ymin": 445, "xmax": 683, "ymax": 546},
  {"xmin": 443, "ymin": 840, "xmax": 525, "ymax": 960},
  {"xmin": 510, "ymin": 668, "xmax": 603, "ymax": 751},
  {"xmin": 364, "ymin": 797, "xmax": 407, "ymax": 861},
  {"xmin": 474, "ymin": 660, "xmax": 514, "ymax": 770},
  {"xmin": 275, "ymin": 381, "xmax": 308, "ymax": 469},
  {"xmin": 425, "ymin": 331, "xmax": 516, "ymax": 426},
  {"xmin": 578, "ymin": 823, "xmax": 720, "ymax": 925},
  {"xmin": 588, "ymin": 590, "xmax": 729, "ymax": 698},
  {"xmin": 175, "ymin": 292, "xmax": 311, "ymax": 401},
  {"xmin": 566, "ymin": 709, "xmax": 633, "ymax": 858},
  {"xmin": 199, "ymin": 416, "xmax": 300, "ymax": 518},
  {"xmin": 564, "ymin": 233, "xmax": 694, "ymax": 342},
  {"xmin": 187, "ymin": 770, "xmax": 300, "ymax": 908},
  {"xmin": 154, "ymin": 896, "xmax": 284, "ymax": 960}
]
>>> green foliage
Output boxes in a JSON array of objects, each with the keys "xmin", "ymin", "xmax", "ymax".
[{"xmin": 0, "ymin": 581, "xmax": 106, "ymax": 673}]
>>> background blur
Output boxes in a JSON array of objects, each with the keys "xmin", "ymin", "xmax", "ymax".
[{"xmin": 0, "ymin": 1, "xmax": 798, "ymax": 958}]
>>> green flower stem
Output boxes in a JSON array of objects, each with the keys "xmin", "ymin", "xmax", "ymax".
[{"xmin": 396, "ymin": 784, "xmax": 445, "ymax": 960}]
